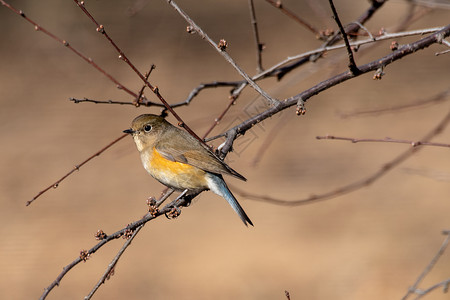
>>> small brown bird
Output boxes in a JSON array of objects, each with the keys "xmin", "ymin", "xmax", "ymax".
[{"xmin": 124, "ymin": 114, "xmax": 253, "ymax": 226}]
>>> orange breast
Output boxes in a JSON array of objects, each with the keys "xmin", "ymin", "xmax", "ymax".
[{"xmin": 145, "ymin": 147, "xmax": 208, "ymax": 191}]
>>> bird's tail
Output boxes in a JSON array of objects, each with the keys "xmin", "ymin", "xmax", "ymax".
[{"xmin": 207, "ymin": 174, "xmax": 253, "ymax": 226}]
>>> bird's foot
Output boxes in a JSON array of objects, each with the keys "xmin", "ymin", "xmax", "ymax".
[{"xmin": 165, "ymin": 206, "xmax": 181, "ymax": 220}]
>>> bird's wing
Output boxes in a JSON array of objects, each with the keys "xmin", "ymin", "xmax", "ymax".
[{"xmin": 155, "ymin": 133, "xmax": 246, "ymax": 181}]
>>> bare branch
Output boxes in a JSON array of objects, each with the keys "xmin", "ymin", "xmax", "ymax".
[
  {"xmin": 265, "ymin": 0, "xmax": 322, "ymax": 38},
  {"xmin": 71, "ymin": 81, "xmax": 243, "ymax": 109},
  {"xmin": 202, "ymin": 96, "xmax": 238, "ymax": 139},
  {"xmin": 401, "ymin": 231, "xmax": 450, "ymax": 300},
  {"xmin": 273, "ymin": 0, "xmax": 387, "ymax": 79},
  {"xmin": 85, "ymin": 224, "xmax": 145, "ymax": 300},
  {"xmin": 204, "ymin": 27, "xmax": 445, "ymax": 109},
  {"xmin": 70, "ymin": 97, "xmax": 155, "ymax": 106},
  {"xmin": 411, "ymin": 0, "xmax": 450, "ymax": 9},
  {"xmin": 165, "ymin": 0, "xmax": 279, "ymax": 107},
  {"xmin": 316, "ymin": 135, "xmax": 450, "ymax": 149},
  {"xmin": 328, "ymin": 0, "xmax": 360, "ymax": 74},
  {"xmin": 436, "ymin": 49, "xmax": 450, "ymax": 56},
  {"xmin": 219, "ymin": 25, "xmax": 450, "ymax": 157},
  {"xmin": 410, "ymin": 278, "xmax": 450, "ymax": 299},
  {"xmin": 72, "ymin": 0, "xmax": 205, "ymax": 145},
  {"xmin": 134, "ymin": 64, "xmax": 156, "ymax": 106},
  {"xmin": 248, "ymin": 0, "xmax": 264, "ymax": 72},
  {"xmin": 338, "ymin": 89, "xmax": 449, "ymax": 118},
  {"xmin": 234, "ymin": 110, "xmax": 450, "ymax": 206},
  {"xmin": 435, "ymin": 39, "xmax": 450, "ymax": 55},
  {"xmin": 39, "ymin": 191, "xmax": 195, "ymax": 300},
  {"xmin": 27, "ymin": 134, "xmax": 128, "ymax": 206},
  {"xmin": 0, "ymin": 0, "xmax": 138, "ymax": 98},
  {"xmin": 267, "ymin": 27, "xmax": 445, "ymax": 80},
  {"xmin": 4, "ymin": 0, "xmax": 446, "ymax": 298}
]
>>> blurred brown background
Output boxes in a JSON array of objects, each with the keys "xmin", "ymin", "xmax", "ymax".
[{"xmin": 1, "ymin": 0, "xmax": 449, "ymax": 299}]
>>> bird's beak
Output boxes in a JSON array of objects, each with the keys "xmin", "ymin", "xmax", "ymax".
[{"xmin": 123, "ymin": 129, "xmax": 135, "ymax": 134}]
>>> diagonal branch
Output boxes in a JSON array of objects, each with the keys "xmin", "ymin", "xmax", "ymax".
[
  {"xmin": 401, "ymin": 230, "xmax": 450, "ymax": 300},
  {"xmin": 165, "ymin": 0, "xmax": 279, "ymax": 107},
  {"xmin": 265, "ymin": 0, "xmax": 322, "ymax": 38},
  {"xmin": 72, "ymin": 0, "xmax": 204, "ymax": 145},
  {"xmin": 219, "ymin": 24, "xmax": 450, "ymax": 155},
  {"xmin": 0, "ymin": 0, "xmax": 138, "ymax": 98},
  {"xmin": 39, "ymin": 192, "xmax": 194, "ymax": 300},
  {"xmin": 84, "ymin": 224, "xmax": 145, "ymax": 300},
  {"xmin": 26, "ymin": 134, "xmax": 128, "ymax": 206}
]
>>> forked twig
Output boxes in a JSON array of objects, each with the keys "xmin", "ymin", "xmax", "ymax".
[
  {"xmin": 71, "ymin": 81, "xmax": 243, "ymax": 108},
  {"xmin": 165, "ymin": 0, "xmax": 279, "ymax": 107},
  {"xmin": 401, "ymin": 230, "xmax": 450, "ymax": 300},
  {"xmin": 84, "ymin": 224, "xmax": 144, "ymax": 300},
  {"xmin": 3, "ymin": 0, "xmax": 446, "ymax": 298},
  {"xmin": 39, "ymin": 191, "xmax": 195, "ymax": 300},
  {"xmin": 72, "ymin": 0, "xmax": 204, "ymax": 144},
  {"xmin": 216, "ymin": 25, "xmax": 450, "ymax": 157},
  {"xmin": 274, "ymin": 0, "xmax": 386, "ymax": 79}
]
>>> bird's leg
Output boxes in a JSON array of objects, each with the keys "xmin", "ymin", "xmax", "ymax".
[
  {"xmin": 155, "ymin": 188, "xmax": 175, "ymax": 208},
  {"xmin": 146, "ymin": 188, "xmax": 175, "ymax": 217},
  {"xmin": 164, "ymin": 189, "xmax": 188, "ymax": 220}
]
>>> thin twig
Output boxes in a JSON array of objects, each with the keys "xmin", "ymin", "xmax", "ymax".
[
  {"xmin": 435, "ymin": 49, "xmax": 450, "ymax": 56},
  {"xmin": 0, "ymin": 0, "xmax": 137, "ymax": 98},
  {"xmin": 338, "ymin": 89, "xmax": 449, "ymax": 118},
  {"xmin": 70, "ymin": 97, "xmax": 160, "ymax": 106},
  {"xmin": 84, "ymin": 224, "xmax": 145, "ymax": 300},
  {"xmin": 204, "ymin": 27, "xmax": 444, "ymax": 110},
  {"xmin": 248, "ymin": 0, "xmax": 264, "ymax": 72},
  {"xmin": 411, "ymin": 278, "xmax": 450, "ymax": 299},
  {"xmin": 39, "ymin": 191, "xmax": 194, "ymax": 300},
  {"xmin": 72, "ymin": 81, "xmax": 243, "ymax": 108},
  {"xmin": 251, "ymin": 112, "xmax": 292, "ymax": 166},
  {"xmin": 26, "ymin": 134, "xmax": 128, "ymax": 206},
  {"xmin": 218, "ymin": 25, "xmax": 450, "ymax": 157},
  {"xmin": 165, "ymin": 0, "xmax": 279, "ymax": 107},
  {"xmin": 134, "ymin": 64, "xmax": 156, "ymax": 106},
  {"xmin": 412, "ymin": 0, "xmax": 450, "ymax": 9},
  {"xmin": 401, "ymin": 231, "xmax": 450, "ymax": 300},
  {"xmin": 265, "ymin": 27, "xmax": 444, "ymax": 81},
  {"xmin": 274, "ymin": 0, "xmax": 386, "ymax": 79},
  {"xmin": 316, "ymin": 135, "xmax": 450, "ymax": 148},
  {"xmin": 349, "ymin": 21, "xmax": 374, "ymax": 40},
  {"xmin": 202, "ymin": 96, "xmax": 238, "ymax": 140},
  {"xmin": 265, "ymin": 0, "xmax": 322, "ymax": 38},
  {"xmin": 72, "ymin": 0, "xmax": 204, "ymax": 145},
  {"xmin": 85, "ymin": 187, "xmax": 175, "ymax": 299},
  {"xmin": 328, "ymin": 0, "xmax": 360, "ymax": 74},
  {"xmin": 233, "ymin": 110, "xmax": 450, "ymax": 206}
]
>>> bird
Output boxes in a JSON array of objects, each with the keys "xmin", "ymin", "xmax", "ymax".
[{"xmin": 124, "ymin": 114, "xmax": 253, "ymax": 226}]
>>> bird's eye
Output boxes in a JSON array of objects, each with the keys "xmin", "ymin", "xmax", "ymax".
[{"xmin": 144, "ymin": 124, "xmax": 152, "ymax": 132}]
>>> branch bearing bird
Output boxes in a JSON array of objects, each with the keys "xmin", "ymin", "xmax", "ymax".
[{"xmin": 124, "ymin": 114, "xmax": 253, "ymax": 226}]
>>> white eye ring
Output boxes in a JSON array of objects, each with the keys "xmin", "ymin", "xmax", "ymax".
[{"xmin": 144, "ymin": 124, "xmax": 152, "ymax": 132}]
